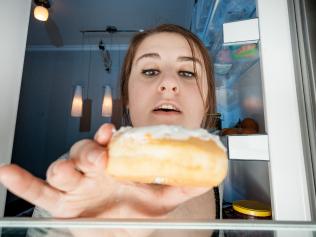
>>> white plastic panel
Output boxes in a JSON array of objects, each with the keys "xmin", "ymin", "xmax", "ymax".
[
  {"xmin": 228, "ymin": 135, "xmax": 269, "ymax": 161},
  {"xmin": 223, "ymin": 18, "xmax": 259, "ymax": 45}
]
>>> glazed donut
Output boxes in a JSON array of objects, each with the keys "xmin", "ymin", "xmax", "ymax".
[{"xmin": 106, "ymin": 125, "xmax": 228, "ymax": 187}]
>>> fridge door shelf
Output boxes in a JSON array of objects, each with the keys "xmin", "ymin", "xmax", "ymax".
[
  {"xmin": 223, "ymin": 18, "xmax": 259, "ymax": 46},
  {"xmin": 226, "ymin": 134, "xmax": 269, "ymax": 161}
]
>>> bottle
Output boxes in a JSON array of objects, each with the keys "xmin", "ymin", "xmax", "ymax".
[{"xmin": 213, "ymin": 112, "xmax": 222, "ymax": 130}]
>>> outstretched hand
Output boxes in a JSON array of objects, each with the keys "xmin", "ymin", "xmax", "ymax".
[{"xmin": 0, "ymin": 124, "xmax": 210, "ymax": 219}]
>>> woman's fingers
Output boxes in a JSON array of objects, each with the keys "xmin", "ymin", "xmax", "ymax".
[
  {"xmin": 69, "ymin": 139, "xmax": 108, "ymax": 176},
  {"xmin": 46, "ymin": 159, "xmax": 84, "ymax": 192},
  {"xmin": 47, "ymin": 124, "xmax": 114, "ymax": 190},
  {"xmin": 94, "ymin": 123, "xmax": 115, "ymax": 145},
  {"xmin": 0, "ymin": 164, "xmax": 61, "ymax": 212}
]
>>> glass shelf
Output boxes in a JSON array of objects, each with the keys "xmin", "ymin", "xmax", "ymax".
[{"xmin": 0, "ymin": 218, "xmax": 315, "ymax": 237}]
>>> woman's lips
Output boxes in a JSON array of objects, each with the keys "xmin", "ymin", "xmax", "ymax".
[
  {"xmin": 152, "ymin": 102, "xmax": 182, "ymax": 117},
  {"xmin": 153, "ymin": 103, "xmax": 181, "ymax": 112},
  {"xmin": 152, "ymin": 110, "xmax": 182, "ymax": 116}
]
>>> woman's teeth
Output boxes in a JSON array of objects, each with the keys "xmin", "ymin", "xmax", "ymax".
[{"xmin": 154, "ymin": 104, "xmax": 180, "ymax": 112}]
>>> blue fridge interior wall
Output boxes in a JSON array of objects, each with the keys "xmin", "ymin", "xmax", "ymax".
[{"xmin": 192, "ymin": 0, "xmax": 263, "ymax": 130}]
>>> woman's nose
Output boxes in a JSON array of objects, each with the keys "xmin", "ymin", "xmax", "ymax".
[{"xmin": 158, "ymin": 73, "xmax": 179, "ymax": 94}]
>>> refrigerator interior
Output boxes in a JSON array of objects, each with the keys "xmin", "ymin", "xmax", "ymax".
[
  {"xmin": 191, "ymin": 0, "xmax": 271, "ymax": 208},
  {"xmin": 6, "ymin": 0, "xmax": 275, "ymax": 218},
  {"xmin": 2, "ymin": 0, "xmax": 312, "ymax": 222}
]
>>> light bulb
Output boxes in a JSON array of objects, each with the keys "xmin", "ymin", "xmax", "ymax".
[
  {"xmin": 34, "ymin": 5, "xmax": 49, "ymax": 21},
  {"xmin": 102, "ymin": 86, "xmax": 112, "ymax": 117},
  {"xmin": 71, "ymin": 85, "xmax": 83, "ymax": 117}
]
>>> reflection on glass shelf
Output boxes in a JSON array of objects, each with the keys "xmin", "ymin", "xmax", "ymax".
[
  {"xmin": 1, "ymin": 229, "xmax": 314, "ymax": 237},
  {"xmin": 0, "ymin": 219, "xmax": 316, "ymax": 237},
  {"xmin": 0, "ymin": 228, "xmax": 293, "ymax": 237}
]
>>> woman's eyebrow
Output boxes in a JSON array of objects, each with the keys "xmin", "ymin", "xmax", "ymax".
[
  {"xmin": 177, "ymin": 56, "xmax": 202, "ymax": 66},
  {"xmin": 135, "ymin": 53, "xmax": 202, "ymax": 66},
  {"xmin": 136, "ymin": 53, "xmax": 160, "ymax": 64}
]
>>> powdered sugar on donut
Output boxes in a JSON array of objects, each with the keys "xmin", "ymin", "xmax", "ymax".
[{"xmin": 113, "ymin": 125, "xmax": 226, "ymax": 150}]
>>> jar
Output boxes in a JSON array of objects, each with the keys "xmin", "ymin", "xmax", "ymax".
[
  {"xmin": 231, "ymin": 200, "xmax": 272, "ymax": 219},
  {"xmin": 223, "ymin": 200, "xmax": 273, "ymax": 237}
]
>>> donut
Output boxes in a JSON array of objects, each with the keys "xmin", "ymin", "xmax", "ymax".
[{"xmin": 106, "ymin": 125, "xmax": 228, "ymax": 187}]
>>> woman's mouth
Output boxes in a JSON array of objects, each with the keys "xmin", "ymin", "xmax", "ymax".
[{"xmin": 152, "ymin": 104, "xmax": 182, "ymax": 115}]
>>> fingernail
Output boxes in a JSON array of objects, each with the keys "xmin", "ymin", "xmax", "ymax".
[
  {"xmin": 95, "ymin": 128, "xmax": 113, "ymax": 141},
  {"xmin": 112, "ymin": 127, "xmax": 116, "ymax": 133}
]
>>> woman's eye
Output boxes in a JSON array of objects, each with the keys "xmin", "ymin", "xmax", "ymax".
[
  {"xmin": 142, "ymin": 69, "xmax": 159, "ymax": 77},
  {"xmin": 179, "ymin": 71, "xmax": 196, "ymax": 79}
]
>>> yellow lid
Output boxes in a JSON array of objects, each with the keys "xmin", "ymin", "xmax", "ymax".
[{"xmin": 232, "ymin": 200, "xmax": 272, "ymax": 217}]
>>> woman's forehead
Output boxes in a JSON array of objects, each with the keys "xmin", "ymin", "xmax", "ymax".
[{"xmin": 134, "ymin": 32, "xmax": 203, "ymax": 60}]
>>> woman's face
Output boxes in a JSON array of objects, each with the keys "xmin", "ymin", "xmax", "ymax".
[{"xmin": 127, "ymin": 32, "xmax": 208, "ymax": 129}]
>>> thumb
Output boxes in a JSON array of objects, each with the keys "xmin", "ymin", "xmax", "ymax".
[{"xmin": 94, "ymin": 123, "xmax": 116, "ymax": 146}]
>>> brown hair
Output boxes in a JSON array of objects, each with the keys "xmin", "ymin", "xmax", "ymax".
[{"xmin": 120, "ymin": 24, "xmax": 216, "ymax": 128}]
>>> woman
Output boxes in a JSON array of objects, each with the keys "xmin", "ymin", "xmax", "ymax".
[{"xmin": 0, "ymin": 24, "xmax": 218, "ymax": 236}]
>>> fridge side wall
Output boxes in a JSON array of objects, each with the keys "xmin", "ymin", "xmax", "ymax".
[
  {"xmin": 0, "ymin": 0, "xmax": 32, "ymax": 217},
  {"xmin": 287, "ymin": 0, "xmax": 316, "ymax": 219},
  {"xmin": 257, "ymin": 0, "xmax": 311, "ymax": 220}
]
